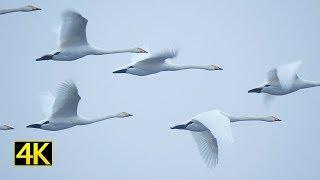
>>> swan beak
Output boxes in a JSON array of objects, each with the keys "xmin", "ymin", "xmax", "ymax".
[
  {"xmin": 248, "ymin": 87, "xmax": 262, "ymax": 93},
  {"xmin": 26, "ymin": 124, "xmax": 41, "ymax": 129},
  {"xmin": 113, "ymin": 69, "xmax": 127, "ymax": 73},
  {"xmin": 4, "ymin": 125, "xmax": 14, "ymax": 130},
  {"xmin": 275, "ymin": 119, "xmax": 282, "ymax": 122},
  {"xmin": 138, "ymin": 48, "xmax": 148, "ymax": 53},
  {"xmin": 216, "ymin": 67, "xmax": 223, "ymax": 70},
  {"xmin": 127, "ymin": 113, "xmax": 133, "ymax": 117}
]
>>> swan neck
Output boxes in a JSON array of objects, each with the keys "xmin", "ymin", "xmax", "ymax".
[
  {"xmin": 171, "ymin": 64, "xmax": 211, "ymax": 71},
  {"xmin": 228, "ymin": 115, "xmax": 272, "ymax": 122},
  {"xmin": 91, "ymin": 47, "xmax": 134, "ymax": 55},
  {"xmin": 78, "ymin": 114, "xmax": 118, "ymax": 125},
  {"xmin": 297, "ymin": 79, "xmax": 320, "ymax": 89},
  {"xmin": 0, "ymin": 8, "xmax": 23, "ymax": 14}
]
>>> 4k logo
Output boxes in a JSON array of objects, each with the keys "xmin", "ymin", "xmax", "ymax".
[{"xmin": 15, "ymin": 141, "xmax": 52, "ymax": 166}]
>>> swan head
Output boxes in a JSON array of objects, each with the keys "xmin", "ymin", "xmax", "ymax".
[
  {"xmin": 266, "ymin": 116, "xmax": 282, "ymax": 122},
  {"xmin": 23, "ymin": 5, "xmax": 41, "ymax": 11},
  {"xmin": 116, "ymin": 112, "xmax": 133, "ymax": 118},
  {"xmin": 209, "ymin": 65, "xmax": 223, "ymax": 71},
  {"xmin": 0, "ymin": 125, "xmax": 14, "ymax": 130},
  {"xmin": 133, "ymin": 48, "xmax": 148, "ymax": 53}
]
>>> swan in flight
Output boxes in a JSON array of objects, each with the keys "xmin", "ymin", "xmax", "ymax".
[
  {"xmin": 248, "ymin": 61, "xmax": 320, "ymax": 95},
  {"xmin": 0, "ymin": 124, "xmax": 14, "ymax": 130},
  {"xmin": 170, "ymin": 110, "xmax": 281, "ymax": 168},
  {"xmin": 36, "ymin": 10, "xmax": 147, "ymax": 61},
  {"xmin": 0, "ymin": 5, "xmax": 41, "ymax": 15},
  {"xmin": 26, "ymin": 81, "xmax": 133, "ymax": 131},
  {"xmin": 113, "ymin": 49, "xmax": 223, "ymax": 76}
]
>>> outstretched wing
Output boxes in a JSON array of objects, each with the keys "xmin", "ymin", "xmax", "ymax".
[
  {"xmin": 267, "ymin": 68, "xmax": 280, "ymax": 86},
  {"xmin": 193, "ymin": 110, "xmax": 234, "ymax": 144},
  {"xmin": 191, "ymin": 131, "xmax": 218, "ymax": 168},
  {"xmin": 59, "ymin": 10, "xmax": 88, "ymax": 48},
  {"xmin": 135, "ymin": 49, "xmax": 178, "ymax": 65},
  {"xmin": 276, "ymin": 61, "xmax": 302, "ymax": 89},
  {"xmin": 51, "ymin": 81, "xmax": 81, "ymax": 118}
]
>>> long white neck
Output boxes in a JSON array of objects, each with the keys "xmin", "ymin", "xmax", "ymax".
[
  {"xmin": 0, "ymin": 8, "xmax": 24, "ymax": 15},
  {"xmin": 226, "ymin": 115, "xmax": 274, "ymax": 122},
  {"xmin": 169, "ymin": 64, "xmax": 212, "ymax": 71},
  {"xmin": 91, "ymin": 47, "xmax": 135, "ymax": 55},
  {"xmin": 296, "ymin": 78, "xmax": 320, "ymax": 89},
  {"xmin": 78, "ymin": 114, "xmax": 120, "ymax": 125}
]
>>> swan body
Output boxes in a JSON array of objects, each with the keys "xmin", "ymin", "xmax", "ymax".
[
  {"xmin": 0, "ymin": 5, "xmax": 41, "ymax": 15},
  {"xmin": 113, "ymin": 50, "xmax": 223, "ymax": 76},
  {"xmin": 27, "ymin": 81, "xmax": 133, "ymax": 131},
  {"xmin": 249, "ymin": 61, "xmax": 320, "ymax": 95},
  {"xmin": 0, "ymin": 124, "xmax": 14, "ymax": 130},
  {"xmin": 36, "ymin": 10, "xmax": 147, "ymax": 61},
  {"xmin": 170, "ymin": 110, "xmax": 281, "ymax": 168}
]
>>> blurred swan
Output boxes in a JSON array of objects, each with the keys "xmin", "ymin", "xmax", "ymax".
[
  {"xmin": 0, "ymin": 5, "xmax": 41, "ymax": 15},
  {"xmin": 26, "ymin": 81, "xmax": 133, "ymax": 131},
  {"xmin": 249, "ymin": 61, "xmax": 320, "ymax": 95},
  {"xmin": 36, "ymin": 10, "xmax": 147, "ymax": 61},
  {"xmin": 170, "ymin": 110, "xmax": 281, "ymax": 168},
  {"xmin": 0, "ymin": 124, "xmax": 14, "ymax": 130},
  {"xmin": 113, "ymin": 49, "xmax": 222, "ymax": 76}
]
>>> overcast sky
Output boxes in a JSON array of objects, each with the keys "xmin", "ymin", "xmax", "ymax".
[{"xmin": 1, "ymin": 0, "xmax": 320, "ymax": 179}]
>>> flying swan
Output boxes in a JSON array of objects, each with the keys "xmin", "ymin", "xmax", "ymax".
[
  {"xmin": 26, "ymin": 81, "xmax": 133, "ymax": 131},
  {"xmin": 0, "ymin": 5, "xmax": 41, "ymax": 15},
  {"xmin": 36, "ymin": 10, "xmax": 147, "ymax": 61},
  {"xmin": 248, "ymin": 61, "xmax": 320, "ymax": 95},
  {"xmin": 170, "ymin": 109, "xmax": 281, "ymax": 168},
  {"xmin": 113, "ymin": 49, "xmax": 223, "ymax": 76}
]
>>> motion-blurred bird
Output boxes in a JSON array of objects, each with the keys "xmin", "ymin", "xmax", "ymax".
[
  {"xmin": 113, "ymin": 49, "xmax": 222, "ymax": 76},
  {"xmin": 26, "ymin": 81, "xmax": 133, "ymax": 131},
  {"xmin": 170, "ymin": 110, "xmax": 281, "ymax": 168},
  {"xmin": 36, "ymin": 10, "xmax": 147, "ymax": 61},
  {"xmin": 249, "ymin": 61, "xmax": 320, "ymax": 95}
]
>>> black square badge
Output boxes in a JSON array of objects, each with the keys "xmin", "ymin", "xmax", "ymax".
[{"xmin": 14, "ymin": 141, "xmax": 52, "ymax": 166}]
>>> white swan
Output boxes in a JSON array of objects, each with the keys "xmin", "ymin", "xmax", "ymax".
[
  {"xmin": 249, "ymin": 61, "xmax": 320, "ymax": 95},
  {"xmin": 170, "ymin": 110, "xmax": 281, "ymax": 168},
  {"xmin": 36, "ymin": 10, "xmax": 147, "ymax": 61},
  {"xmin": 0, "ymin": 124, "xmax": 14, "ymax": 130},
  {"xmin": 26, "ymin": 81, "xmax": 133, "ymax": 131},
  {"xmin": 0, "ymin": 5, "xmax": 41, "ymax": 15},
  {"xmin": 113, "ymin": 49, "xmax": 223, "ymax": 76}
]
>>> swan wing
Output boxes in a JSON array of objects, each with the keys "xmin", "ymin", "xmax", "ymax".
[
  {"xmin": 59, "ymin": 10, "xmax": 88, "ymax": 48},
  {"xmin": 267, "ymin": 68, "xmax": 281, "ymax": 86},
  {"xmin": 276, "ymin": 61, "xmax": 302, "ymax": 89},
  {"xmin": 191, "ymin": 131, "xmax": 218, "ymax": 168},
  {"xmin": 135, "ymin": 49, "xmax": 177, "ymax": 65},
  {"xmin": 40, "ymin": 92, "xmax": 55, "ymax": 116},
  {"xmin": 51, "ymin": 81, "xmax": 81, "ymax": 118},
  {"xmin": 193, "ymin": 110, "xmax": 234, "ymax": 144}
]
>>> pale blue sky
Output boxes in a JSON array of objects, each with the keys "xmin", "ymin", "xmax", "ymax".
[{"xmin": 1, "ymin": 0, "xmax": 320, "ymax": 179}]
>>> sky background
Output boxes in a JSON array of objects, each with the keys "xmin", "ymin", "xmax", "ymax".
[{"xmin": 1, "ymin": 0, "xmax": 320, "ymax": 179}]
